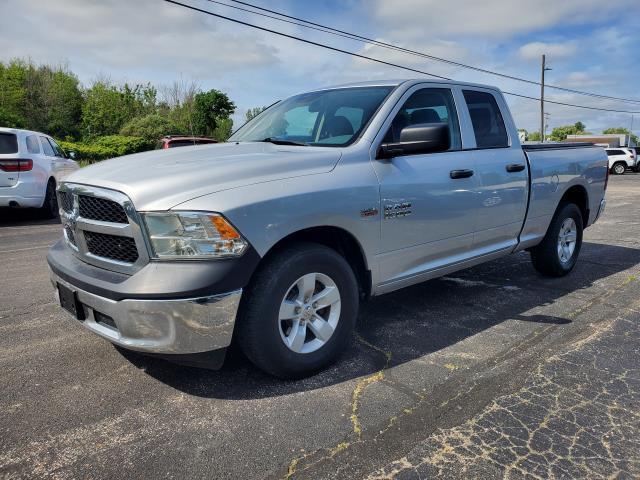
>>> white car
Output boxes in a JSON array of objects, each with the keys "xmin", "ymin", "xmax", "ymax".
[
  {"xmin": 0, "ymin": 128, "xmax": 79, "ymax": 218},
  {"xmin": 605, "ymin": 147, "xmax": 637, "ymax": 175}
]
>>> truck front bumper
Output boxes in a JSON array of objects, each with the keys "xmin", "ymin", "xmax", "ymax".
[
  {"xmin": 47, "ymin": 238, "xmax": 261, "ymax": 368},
  {"xmin": 50, "ymin": 270, "xmax": 241, "ymax": 359}
]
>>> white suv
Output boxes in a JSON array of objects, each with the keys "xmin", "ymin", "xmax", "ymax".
[
  {"xmin": 606, "ymin": 147, "xmax": 637, "ymax": 175},
  {"xmin": 0, "ymin": 128, "xmax": 79, "ymax": 218}
]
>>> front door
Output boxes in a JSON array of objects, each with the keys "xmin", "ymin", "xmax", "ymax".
[{"xmin": 372, "ymin": 86, "xmax": 481, "ymax": 287}]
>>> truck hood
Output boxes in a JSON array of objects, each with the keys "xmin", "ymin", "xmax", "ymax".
[{"xmin": 65, "ymin": 142, "xmax": 342, "ymax": 210}]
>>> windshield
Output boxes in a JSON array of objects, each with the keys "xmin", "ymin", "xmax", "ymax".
[{"xmin": 229, "ymin": 86, "xmax": 394, "ymax": 147}]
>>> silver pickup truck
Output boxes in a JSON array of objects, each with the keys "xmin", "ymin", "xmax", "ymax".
[{"xmin": 48, "ymin": 80, "xmax": 608, "ymax": 378}]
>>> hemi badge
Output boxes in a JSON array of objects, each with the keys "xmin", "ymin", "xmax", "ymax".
[{"xmin": 360, "ymin": 207, "xmax": 379, "ymax": 218}]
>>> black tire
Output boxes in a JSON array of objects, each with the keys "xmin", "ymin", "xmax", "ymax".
[
  {"xmin": 530, "ymin": 202, "xmax": 583, "ymax": 277},
  {"xmin": 611, "ymin": 162, "xmax": 626, "ymax": 175},
  {"xmin": 40, "ymin": 179, "xmax": 59, "ymax": 219},
  {"xmin": 236, "ymin": 242, "xmax": 359, "ymax": 379}
]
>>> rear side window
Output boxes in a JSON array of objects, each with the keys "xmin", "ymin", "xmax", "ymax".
[
  {"xmin": 0, "ymin": 133, "xmax": 18, "ymax": 154},
  {"xmin": 26, "ymin": 135, "xmax": 40, "ymax": 154},
  {"xmin": 463, "ymin": 90, "xmax": 509, "ymax": 148},
  {"xmin": 607, "ymin": 150, "xmax": 624, "ymax": 156},
  {"xmin": 40, "ymin": 136, "xmax": 55, "ymax": 156},
  {"xmin": 168, "ymin": 140, "xmax": 196, "ymax": 148}
]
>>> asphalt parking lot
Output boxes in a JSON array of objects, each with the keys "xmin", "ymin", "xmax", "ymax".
[{"xmin": 1, "ymin": 175, "xmax": 639, "ymax": 479}]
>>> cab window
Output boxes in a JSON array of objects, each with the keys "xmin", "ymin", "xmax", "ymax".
[
  {"xmin": 463, "ymin": 90, "xmax": 509, "ymax": 148},
  {"xmin": 383, "ymin": 88, "xmax": 461, "ymax": 150}
]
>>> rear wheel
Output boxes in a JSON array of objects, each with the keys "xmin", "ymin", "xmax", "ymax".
[
  {"xmin": 530, "ymin": 203, "xmax": 583, "ymax": 277},
  {"xmin": 40, "ymin": 179, "xmax": 59, "ymax": 219},
  {"xmin": 612, "ymin": 162, "xmax": 626, "ymax": 175},
  {"xmin": 236, "ymin": 242, "xmax": 359, "ymax": 379}
]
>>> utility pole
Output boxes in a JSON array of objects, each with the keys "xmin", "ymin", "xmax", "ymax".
[
  {"xmin": 540, "ymin": 55, "xmax": 552, "ymax": 142},
  {"xmin": 544, "ymin": 112, "xmax": 551, "ymax": 142}
]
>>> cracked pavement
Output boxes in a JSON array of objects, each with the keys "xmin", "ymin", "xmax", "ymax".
[{"xmin": 1, "ymin": 175, "xmax": 640, "ymax": 479}]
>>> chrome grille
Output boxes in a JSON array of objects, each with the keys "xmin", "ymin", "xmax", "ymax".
[
  {"xmin": 79, "ymin": 195, "xmax": 128, "ymax": 224},
  {"xmin": 57, "ymin": 183, "xmax": 149, "ymax": 274},
  {"xmin": 58, "ymin": 191, "xmax": 74, "ymax": 213},
  {"xmin": 64, "ymin": 225, "xmax": 77, "ymax": 247},
  {"xmin": 84, "ymin": 231, "xmax": 139, "ymax": 263}
]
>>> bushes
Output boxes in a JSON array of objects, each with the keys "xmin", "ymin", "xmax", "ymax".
[
  {"xmin": 59, "ymin": 135, "xmax": 151, "ymax": 164},
  {"xmin": 92, "ymin": 135, "xmax": 151, "ymax": 155},
  {"xmin": 120, "ymin": 114, "xmax": 179, "ymax": 144}
]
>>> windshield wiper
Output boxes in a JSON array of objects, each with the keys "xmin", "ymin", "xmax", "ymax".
[{"xmin": 259, "ymin": 137, "xmax": 308, "ymax": 146}]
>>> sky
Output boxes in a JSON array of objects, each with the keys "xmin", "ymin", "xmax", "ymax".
[{"xmin": 1, "ymin": 0, "xmax": 639, "ymax": 136}]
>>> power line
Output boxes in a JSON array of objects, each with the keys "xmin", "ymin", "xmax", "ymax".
[
  {"xmin": 227, "ymin": 0, "xmax": 640, "ymax": 106},
  {"xmin": 163, "ymin": 0, "xmax": 640, "ymax": 114}
]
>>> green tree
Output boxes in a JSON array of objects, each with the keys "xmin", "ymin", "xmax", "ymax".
[
  {"xmin": 0, "ymin": 60, "xmax": 27, "ymax": 127},
  {"xmin": 0, "ymin": 59, "xmax": 82, "ymax": 137},
  {"xmin": 0, "ymin": 108, "xmax": 25, "ymax": 128},
  {"xmin": 245, "ymin": 106, "xmax": 267, "ymax": 122},
  {"xmin": 549, "ymin": 122, "xmax": 588, "ymax": 141},
  {"xmin": 120, "ymin": 114, "xmax": 177, "ymax": 145},
  {"xmin": 81, "ymin": 81, "xmax": 158, "ymax": 138},
  {"xmin": 192, "ymin": 89, "xmax": 235, "ymax": 137},
  {"xmin": 212, "ymin": 117, "xmax": 234, "ymax": 142},
  {"xmin": 44, "ymin": 67, "xmax": 83, "ymax": 138},
  {"xmin": 527, "ymin": 131, "xmax": 542, "ymax": 142},
  {"xmin": 602, "ymin": 127, "xmax": 639, "ymax": 145}
]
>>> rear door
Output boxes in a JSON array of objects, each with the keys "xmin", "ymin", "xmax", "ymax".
[
  {"xmin": 461, "ymin": 89, "xmax": 528, "ymax": 254},
  {"xmin": 0, "ymin": 131, "xmax": 21, "ymax": 187}
]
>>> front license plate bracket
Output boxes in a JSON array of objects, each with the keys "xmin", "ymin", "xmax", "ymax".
[{"xmin": 57, "ymin": 283, "xmax": 86, "ymax": 321}]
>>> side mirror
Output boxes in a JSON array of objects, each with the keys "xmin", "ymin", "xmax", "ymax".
[
  {"xmin": 377, "ymin": 123, "xmax": 450, "ymax": 159},
  {"xmin": 68, "ymin": 151, "xmax": 77, "ymax": 160}
]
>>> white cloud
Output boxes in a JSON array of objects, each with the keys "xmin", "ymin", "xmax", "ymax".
[
  {"xmin": 0, "ymin": 0, "xmax": 281, "ymax": 83},
  {"xmin": 518, "ymin": 42, "xmax": 577, "ymax": 60},
  {"xmin": 0, "ymin": 0, "xmax": 638, "ymax": 137},
  {"xmin": 372, "ymin": 0, "xmax": 637, "ymax": 39}
]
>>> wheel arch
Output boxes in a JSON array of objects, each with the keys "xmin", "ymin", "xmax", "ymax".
[
  {"xmin": 256, "ymin": 226, "xmax": 372, "ymax": 300},
  {"xmin": 559, "ymin": 184, "xmax": 589, "ymax": 226},
  {"xmin": 40, "ymin": 176, "xmax": 57, "ymax": 208}
]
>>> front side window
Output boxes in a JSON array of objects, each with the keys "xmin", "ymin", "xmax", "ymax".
[
  {"xmin": 47, "ymin": 138, "xmax": 65, "ymax": 157},
  {"xmin": 40, "ymin": 136, "xmax": 54, "ymax": 156},
  {"xmin": 229, "ymin": 86, "xmax": 394, "ymax": 147},
  {"xmin": 26, "ymin": 135, "xmax": 40, "ymax": 154},
  {"xmin": 383, "ymin": 88, "xmax": 461, "ymax": 150},
  {"xmin": 463, "ymin": 90, "xmax": 509, "ymax": 148}
]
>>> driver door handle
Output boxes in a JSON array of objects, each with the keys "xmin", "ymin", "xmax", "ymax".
[
  {"xmin": 506, "ymin": 163, "xmax": 526, "ymax": 172},
  {"xmin": 450, "ymin": 169, "xmax": 474, "ymax": 179}
]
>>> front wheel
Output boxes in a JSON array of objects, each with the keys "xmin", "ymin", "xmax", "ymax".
[
  {"xmin": 236, "ymin": 243, "xmax": 359, "ymax": 379},
  {"xmin": 530, "ymin": 203, "xmax": 583, "ymax": 277}
]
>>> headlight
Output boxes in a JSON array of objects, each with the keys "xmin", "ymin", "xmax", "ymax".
[{"xmin": 142, "ymin": 211, "xmax": 247, "ymax": 259}]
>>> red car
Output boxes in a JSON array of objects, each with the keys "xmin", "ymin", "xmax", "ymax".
[{"xmin": 158, "ymin": 136, "xmax": 218, "ymax": 149}]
